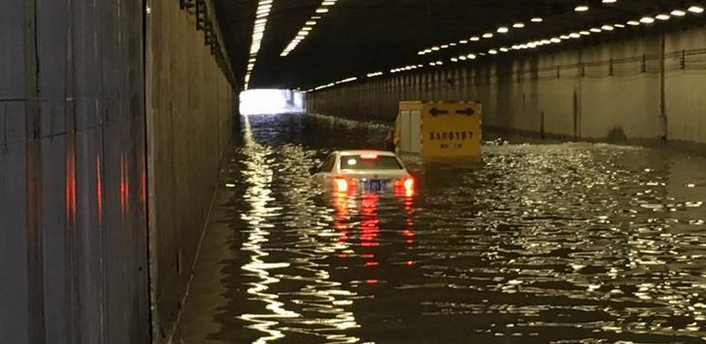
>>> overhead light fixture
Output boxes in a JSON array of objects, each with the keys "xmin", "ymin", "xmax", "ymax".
[
  {"xmin": 640, "ymin": 16, "xmax": 655, "ymax": 24},
  {"xmin": 671, "ymin": 9, "xmax": 687, "ymax": 16},
  {"xmin": 602, "ymin": 0, "xmax": 617, "ymax": 3},
  {"xmin": 689, "ymin": 6, "xmax": 704, "ymax": 13},
  {"xmin": 627, "ymin": 20, "xmax": 640, "ymax": 26},
  {"xmin": 513, "ymin": 22, "xmax": 525, "ymax": 28},
  {"xmin": 531, "ymin": 17, "xmax": 543, "ymax": 22},
  {"xmin": 245, "ymin": 0, "xmax": 275, "ymax": 89},
  {"xmin": 482, "ymin": 33, "xmax": 494, "ymax": 38},
  {"xmin": 601, "ymin": 25, "xmax": 614, "ymax": 30},
  {"xmin": 497, "ymin": 27, "xmax": 509, "ymax": 33},
  {"xmin": 655, "ymin": 14, "xmax": 670, "ymax": 20},
  {"xmin": 281, "ymin": 0, "xmax": 339, "ymax": 57},
  {"xmin": 575, "ymin": 5, "xmax": 589, "ymax": 12}
]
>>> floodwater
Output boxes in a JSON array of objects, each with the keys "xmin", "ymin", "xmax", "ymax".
[{"xmin": 176, "ymin": 113, "xmax": 706, "ymax": 344}]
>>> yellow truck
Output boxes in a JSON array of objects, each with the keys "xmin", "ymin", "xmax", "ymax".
[{"xmin": 396, "ymin": 101, "xmax": 482, "ymax": 159}]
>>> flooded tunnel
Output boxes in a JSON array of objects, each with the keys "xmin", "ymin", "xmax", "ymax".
[
  {"xmin": 175, "ymin": 113, "xmax": 706, "ymax": 343},
  {"xmin": 3, "ymin": 0, "xmax": 706, "ymax": 343}
]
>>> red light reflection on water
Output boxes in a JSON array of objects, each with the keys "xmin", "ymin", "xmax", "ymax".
[
  {"xmin": 333, "ymin": 194, "xmax": 349, "ymax": 244},
  {"xmin": 360, "ymin": 193, "xmax": 380, "ymax": 248},
  {"xmin": 333, "ymin": 189, "xmax": 417, "ymax": 268}
]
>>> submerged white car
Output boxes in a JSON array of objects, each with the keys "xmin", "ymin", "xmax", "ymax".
[{"xmin": 313, "ymin": 150, "xmax": 415, "ymax": 193}]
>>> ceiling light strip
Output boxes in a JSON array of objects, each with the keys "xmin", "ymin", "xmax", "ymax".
[
  {"xmin": 281, "ymin": 0, "xmax": 339, "ymax": 56},
  {"xmin": 416, "ymin": 0, "xmax": 621, "ymax": 58},
  {"xmin": 307, "ymin": 2, "xmax": 706, "ymax": 92},
  {"xmin": 244, "ymin": 0, "xmax": 274, "ymax": 90}
]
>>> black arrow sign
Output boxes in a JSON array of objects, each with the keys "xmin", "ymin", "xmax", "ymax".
[
  {"xmin": 429, "ymin": 108, "xmax": 449, "ymax": 117},
  {"xmin": 456, "ymin": 108, "xmax": 475, "ymax": 116}
]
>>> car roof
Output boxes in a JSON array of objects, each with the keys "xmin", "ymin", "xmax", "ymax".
[{"xmin": 337, "ymin": 150, "xmax": 397, "ymax": 157}]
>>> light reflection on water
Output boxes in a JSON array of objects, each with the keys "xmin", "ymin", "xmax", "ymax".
[{"xmin": 210, "ymin": 113, "xmax": 706, "ymax": 344}]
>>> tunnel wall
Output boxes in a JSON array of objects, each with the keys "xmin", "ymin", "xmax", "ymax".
[
  {"xmin": 145, "ymin": 0, "xmax": 234, "ymax": 342},
  {"xmin": 0, "ymin": 0, "xmax": 150, "ymax": 343},
  {"xmin": 308, "ymin": 26, "xmax": 706, "ymax": 145}
]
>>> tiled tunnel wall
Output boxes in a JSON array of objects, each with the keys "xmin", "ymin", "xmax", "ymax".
[
  {"xmin": 0, "ymin": 0, "xmax": 235, "ymax": 343},
  {"xmin": 308, "ymin": 26, "xmax": 706, "ymax": 145}
]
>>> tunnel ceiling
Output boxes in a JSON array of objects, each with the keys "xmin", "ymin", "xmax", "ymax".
[{"xmin": 216, "ymin": 0, "xmax": 701, "ymax": 90}]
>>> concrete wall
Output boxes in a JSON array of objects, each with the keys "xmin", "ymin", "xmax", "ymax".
[
  {"xmin": 1, "ymin": 0, "xmax": 234, "ymax": 343},
  {"xmin": 0, "ymin": 0, "xmax": 150, "ymax": 343},
  {"xmin": 145, "ymin": 0, "xmax": 234, "ymax": 342},
  {"xmin": 308, "ymin": 26, "xmax": 706, "ymax": 145}
]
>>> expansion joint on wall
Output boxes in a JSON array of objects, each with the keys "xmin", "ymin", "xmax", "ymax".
[
  {"xmin": 609, "ymin": 59, "xmax": 614, "ymax": 77},
  {"xmin": 680, "ymin": 50, "xmax": 686, "ymax": 70},
  {"xmin": 640, "ymin": 55, "xmax": 647, "ymax": 73}
]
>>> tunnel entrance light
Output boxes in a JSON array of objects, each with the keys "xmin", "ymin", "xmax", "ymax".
[{"xmin": 240, "ymin": 89, "xmax": 306, "ymax": 115}]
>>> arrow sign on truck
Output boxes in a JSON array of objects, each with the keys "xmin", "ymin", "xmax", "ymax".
[
  {"xmin": 456, "ymin": 108, "xmax": 475, "ymax": 116},
  {"xmin": 429, "ymin": 108, "xmax": 449, "ymax": 117},
  {"xmin": 430, "ymin": 107, "xmax": 475, "ymax": 117}
]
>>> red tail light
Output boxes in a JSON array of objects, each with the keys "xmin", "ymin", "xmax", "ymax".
[
  {"xmin": 334, "ymin": 177, "xmax": 349, "ymax": 192},
  {"xmin": 403, "ymin": 177, "xmax": 415, "ymax": 190},
  {"xmin": 394, "ymin": 176, "xmax": 416, "ymax": 196},
  {"xmin": 333, "ymin": 177, "xmax": 351, "ymax": 192}
]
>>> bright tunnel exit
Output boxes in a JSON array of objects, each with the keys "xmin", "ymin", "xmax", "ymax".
[{"xmin": 239, "ymin": 89, "xmax": 306, "ymax": 115}]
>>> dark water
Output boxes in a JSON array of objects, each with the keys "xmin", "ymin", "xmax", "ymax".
[{"xmin": 178, "ymin": 113, "xmax": 706, "ymax": 344}]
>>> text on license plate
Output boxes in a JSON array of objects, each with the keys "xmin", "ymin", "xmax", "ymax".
[{"xmin": 364, "ymin": 180, "xmax": 387, "ymax": 190}]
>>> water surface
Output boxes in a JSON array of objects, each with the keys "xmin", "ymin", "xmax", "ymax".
[{"xmin": 177, "ymin": 113, "xmax": 706, "ymax": 344}]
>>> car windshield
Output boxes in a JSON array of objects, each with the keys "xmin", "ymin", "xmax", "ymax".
[{"xmin": 340, "ymin": 155, "xmax": 402, "ymax": 170}]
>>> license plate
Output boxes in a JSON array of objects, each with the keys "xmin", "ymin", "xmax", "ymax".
[{"xmin": 364, "ymin": 180, "xmax": 386, "ymax": 191}]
